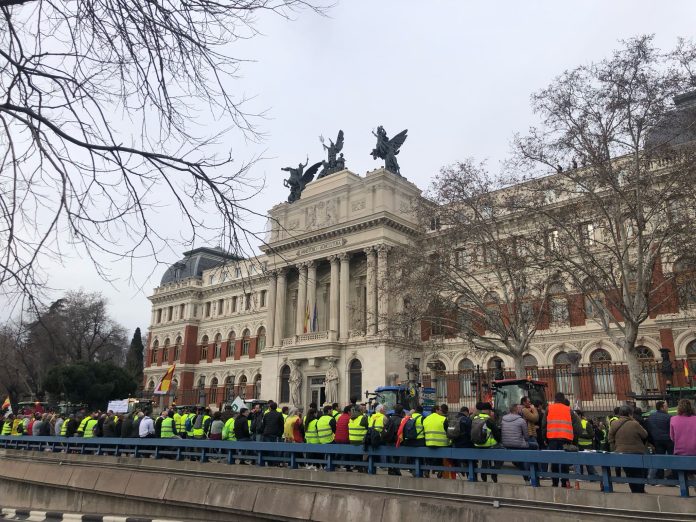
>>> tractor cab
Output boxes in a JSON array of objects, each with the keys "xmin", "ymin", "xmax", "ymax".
[
  {"xmin": 491, "ymin": 378, "xmax": 547, "ymax": 422},
  {"xmin": 366, "ymin": 384, "xmax": 435, "ymax": 416}
]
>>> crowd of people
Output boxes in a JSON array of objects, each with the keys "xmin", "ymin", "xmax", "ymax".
[{"xmin": 1, "ymin": 393, "xmax": 695, "ymax": 492}]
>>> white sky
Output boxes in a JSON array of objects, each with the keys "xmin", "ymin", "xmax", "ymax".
[{"xmin": 31, "ymin": 0, "xmax": 696, "ymax": 338}]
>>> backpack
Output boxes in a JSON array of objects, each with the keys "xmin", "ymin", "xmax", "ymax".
[
  {"xmin": 364, "ymin": 427, "xmax": 382, "ymax": 450},
  {"xmin": 402, "ymin": 417, "xmax": 419, "ymax": 441},
  {"xmin": 470, "ymin": 416, "xmax": 491, "ymax": 445},
  {"xmin": 185, "ymin": 416, "xmax": 193, "ymax": 432},
  {"xmin": 382, "ymin": 416, "xmax": 400, "ymax": 444},
  {"xmin": 446, "ymin": 418, "xmax": 461, "ymax": 440}
]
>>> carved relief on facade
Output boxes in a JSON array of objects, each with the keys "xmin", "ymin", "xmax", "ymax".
[{"xmin": 351, "ymin": 199, "xmax": 366, "ymax": 212}]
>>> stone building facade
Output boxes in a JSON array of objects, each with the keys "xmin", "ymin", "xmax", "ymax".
[{"xmin": 144, "ymin": 167, "xmax": 696, "ymax": 412}]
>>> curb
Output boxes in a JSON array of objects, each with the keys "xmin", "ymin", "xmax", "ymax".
[{"xmin": 0, "ymin": 509, "xmax": 174, "ymax": 522}]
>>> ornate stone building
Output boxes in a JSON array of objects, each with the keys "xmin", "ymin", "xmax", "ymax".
[{"xmin": 144, "ymin": 167, "xmax": 696, "ymax": 412}]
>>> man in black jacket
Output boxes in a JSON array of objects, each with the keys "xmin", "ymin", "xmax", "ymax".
[
  {"xmin": 646, "ymin": 401, "xmax": 673, "ymax": 480},
  {"xmin": 261, "ymin": 401, "xmax": 284, "ymax": 443},
  {"xmin": 234, "ymin": 408, "xmax": 251, "ymax": 441}
]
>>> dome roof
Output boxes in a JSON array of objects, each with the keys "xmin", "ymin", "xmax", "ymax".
[{"xmin": 160, "ymin": 247, "xmax": 242, "ymax": 285}]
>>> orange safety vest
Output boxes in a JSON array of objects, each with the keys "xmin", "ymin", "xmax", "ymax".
[{"xmin": 546, "ymin": 403, "xmax": 574, "ymax": 440}]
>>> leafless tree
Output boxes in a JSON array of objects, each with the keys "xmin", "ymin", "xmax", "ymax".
[
  {"xmin": 0, "ymin": 322, "xmax": 31, "ymax": 406},
  {"xmin": 388, "ymin": 160, "xmax": 552, "ymax": 378},
  {"xmin": 510, "ymin": 35, "xmax": 696, "ymax": 393},
  {"xmin": 0, "ymin": 0, "xmax": 325, "ymax": 307}
]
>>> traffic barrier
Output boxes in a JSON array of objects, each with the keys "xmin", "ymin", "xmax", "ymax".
[{"xmin": 1, "ymin": 436, "xmax": 694, "ymax": 497}]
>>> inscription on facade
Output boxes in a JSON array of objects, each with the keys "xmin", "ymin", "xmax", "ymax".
[{"xmin": 296, "ymin": 238, "xmax": 347, "ymax": 257}]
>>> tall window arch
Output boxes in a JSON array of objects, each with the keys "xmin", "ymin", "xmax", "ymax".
[
  {"xmin": 224, "ymin": 376, "xmax": 235, "ymax": 402},
  {"xmin": 150, "ymin": 340, "xmax": 159, "ymax": 365},
  {"xmin": 227, "ymin": 331, "xmax": 236, "ymax": 358},
  {"xmin": 147, "ymin": 379, "xmax": 156, "ymax": 394},
  {"xmin": 548, "ymin": 282, "xmax": 569, "ymax": 325},
  {"xmin": 200, "ymin": 335, "xmax": 209, "ymax": 361},
  {"xmin": 590, "ymin": 348, "xmax": 614, "ymax": 394},
  {"xmin": 279, "ymin": 365, "xmax": 291, "ymax": 403},
  {"xmin": 238, "ymin": 375, "xmax": 247, "ymax": 400},
  {"xmin": 162, "ymin": 338, "xmax": 170, "ymax": 364},
  {"xmin": 523, "ymin": 354, "xmax": 539, "ymax": 379},
  {"xmin": 634, "ymin": 346, "xmax": 658, "ymax": 392},
  {"xmin": 210, "ymin": 377, "xmax": 219, "ymax": 404},
  {"xmin": 687, "ymin": 340, "xmax": 696, "ymax": 380},
  {"xmin": 674, "ymin": 258, "xmax": 696, "ymax": 308},
  {"xmin": 213, "ymin": 334, "xmax": 222, "ymax": 359},
  {"xmin": 349, "ymin": 359, "xmax": 363, "ymax": 400},
  {"xmin": 429, "ymin": 360, "xmax": 447, "ymax": 402},
  {"xmin": 257, "ymin": 327, "xmax": 266, "ymax": 353},
  {"xmin": 487, "ymin": 356, "xmax": 505, "ymax": 381},
  {"xmin": 253, "ymin": 375, "xmax": 261, "ymax": 400},
  {"xmin": 197, "ymin": 376, "xmax": 206, "ymax": 404},
  {"xmin": 241, "ymin": 329, "xmax": 250, "ymax": 356},
  {"xmin": 174, "ymin": 336, "xmax": 182, "ymax": 361},
  {"xmin": 455, "ymin": 296, "xmax": 473, "ymax": 334},
  {"xmin": 553, "ymin": 351, "xmax": 573, "ymax": 395},
  {"xmin": 458, "ymin": 358, "xmax": 475, "ymax": 400}
]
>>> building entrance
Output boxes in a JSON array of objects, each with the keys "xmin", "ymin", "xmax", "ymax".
[{"xmin": 309, "ymin": 376, "xmax": 326, "ymax": 407}]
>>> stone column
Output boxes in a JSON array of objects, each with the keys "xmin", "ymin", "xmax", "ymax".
[
  {"xmin": 365, "ymin": 246, "xmax": 378, "ymax": 336},
  {"xmin": 266, "ymin": 271, "xmax": 277, "ymax": 347},
  {"xmin": 296, "ymin": 263, "xmax": 308, "ymax": 335},
  {"xmin": 273, "ymin": 269, "xmax": 287, "ymax": 347},
  {"xmin": 377, "ymin": 244, "xmax": 390, "ymax": 334},
  {"xmin": 306, "ymin": 261, "xmax": 317, "ymax": 333},
  {"xmin": 329, "ymin": 255, "xmax": 340, "ymax": 336},
  {"xmin": 339, "ymin": 253, "xmax": 350, "ymax": 339}
]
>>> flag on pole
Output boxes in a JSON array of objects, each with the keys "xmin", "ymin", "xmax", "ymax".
[
  {"xmin": 154, "ymin": 364, "xmax": 176, "ymax": 395},
  {"xmin": 303, "ymin": 301, "xmax": 310, "ymax": 333},
  {"xmin": 312, "ymin": 303, "xmax": 318, "ymax": 333},
  {"xmin": 2, "ymin": 396, "xmax": 11, "ymax": 411},
  {"xmin": 685, "ymin": 360, "xmax": 690, "ymax": 380}
]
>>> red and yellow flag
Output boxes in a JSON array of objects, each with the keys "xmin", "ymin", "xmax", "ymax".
[
  {"xmin": 1, "ymin": 396, "xmax": 10, "ymax": 410},
  {"xmin": 685, "ymin": 360, "xmax": 690, "ymax": 380},
  {"xmin": 154, "ymin": 364, "xmax": 176, "ymax": 395}
]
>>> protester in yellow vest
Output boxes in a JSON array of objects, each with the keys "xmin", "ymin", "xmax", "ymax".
[
  {"xmin": 472, "ymin": 402, "xmax": 500, "ymax": 483},
  {"xmin": 82, "ymin": 413, "xmax": 99, "ymax": 439},
  {"xmin": 316, "ymin": 405, "xmax": 336, "ymax": 444},
  {"xmin": 423, "ymin": 404, "xmax": 449, "ymax": 447}
]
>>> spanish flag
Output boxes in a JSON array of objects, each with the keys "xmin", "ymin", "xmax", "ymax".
[
  {"xmin": 1, "ymin": 396, "xmax": 10, "ymax": 411},
  {"xmin": 303, "ymin": 301, "xmax": 310, "ymax": 333},
  {"xmin": 685, "ymin": 360, "xmax": 690, "ymax": 380},
  {"xmin": 154, "ymin": 364, "xmax": 176, "ymax": 395}
]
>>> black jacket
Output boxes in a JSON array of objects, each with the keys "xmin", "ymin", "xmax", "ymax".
[
  {"xmin": 234, "ymin": 415, "xmax": 251, "ymax": 440},
  {"xmin": 120, "ymin": 417, "xmax": 133, "ymax": 438},
  {"xmin": 261, "ymin": 410, "xmax": 284, "ymax": 437},
  {"xmin": 645, "ymin": 410, "xmax": 671, "ymax": 443}
]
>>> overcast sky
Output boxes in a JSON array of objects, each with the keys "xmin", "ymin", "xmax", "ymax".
[{"xmin": 32, "ymin": 1, "xmax": 696, "ymax": 338}]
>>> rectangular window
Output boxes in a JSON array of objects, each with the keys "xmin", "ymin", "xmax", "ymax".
[
  {"xmin": 179, "ymin": 303, "xmax": 185, "ymax": 319},
  {"xmin": 150, "ymin": 348, "xmax": 157, "ymax": 364},
  {"xmin": 217, "ymin": 299, "xmax": 224, "ymax": 316},
  {"xmin": 242, "ymin": 338, "xmax": 250, "ymax": 356},
  {"xmin": 260, "ymin": 290, "xmax": 267, "ymax": 308},
  {"xmin": 546, "ymin": 229, "xmax": 559, "ymax": 253},
  {"xmin": 429, "ymin": 216, "xmax": 441, "ymax": 231},
  {"xmin": 454, "ymin": 249, "xmax": 468, "ymax": 268},
  {"xmin": 226, "ymin": 341, "xmax": 234, "ymax": 358},
  {"xmin": 208, "ymin": 275, "xmax": 214, "ymax": 285},
  {"xmin": 156, "ymin": 309, "xmax": 162, "ymax": 324},
  {"xmin": 231, "ymin": 296, "xmax": 238, "ymax": 313},
  {"xmin": 167, "ymin": 306, "xmax": 173, "ymax": 321},
  {"xmin": 579, "ymin": 222, "xmax": 596, "ymax": 246},
  {"xmin": 205, "ymin": 302, "xmax": 211, "ymax": 317},
  {"xmin": 235, "ymin": 267, "xmax": 242, "ymax": 278},
  {"xmin": 200, "ymin": 345, "xmax": 208, "ymax": 361},
  {"xmin": 245, "ymin": 293, "xmax": 251, "ymax": 311}
]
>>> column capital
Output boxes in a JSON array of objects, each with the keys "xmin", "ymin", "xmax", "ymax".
[
  {"xmin": 296, "ymin": 261, "xmax": 310, "ymax": 270},
  {"xmin": 305, "ymin": 259, "xmax": 316, "ymax": 269},
  {"xmin": 376, "ymin": 244, "xmax": 392, "ymax": 256},
  {"xmin": 363, "ymin": 246, "xmax": 376, "ymax": 256},
  {"xmin": 338, "ymin": 252, "xmax": 351, "ymax": 262},
  {"xmin": 327, "ymin": 254, "xmax": 340, "ymax": 263}
]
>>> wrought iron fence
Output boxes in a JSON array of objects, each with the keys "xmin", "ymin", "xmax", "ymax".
[{"xmin": 427, "ymin": 361, "xmax": 669, "ymax": 415}]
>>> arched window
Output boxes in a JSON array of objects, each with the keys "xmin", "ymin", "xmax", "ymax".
[
  {"xmin": 687, "ymin": 340, "xmax": 696, "ymax": 380},
  {"xmin": 241, "ymin": 329, "xmax": 250, "ymax": 356},
  {"xmin": 209, "ymin": 377, "xmax": 219, "ymax": 404},
  {"xmin": 553, "ymin": 352, "xmax": 574, "ymax": 395},
  {"xmin": 162, "ymin": 338, "xmax": 170, "ymax": 364},
  {"xmin": 458, "ymin": 358, "xmax": 475, "ymax": 399},
  {"xmin": 238, "ymin": 375, "xmax": 247, "ymax": 400},
  {"xmin": 150, "ymin": 340, "xmax": 159, "ymax": 365},
  {"xmin": 487, "ymin": 356, "xmax": 504, "ymax": 381},
  {"xmin": 589, "ymin": 348, "xmax": 614, "ymax": 394},
  {"xmin": 523, "ymin": 354, "xmax": 539, "ymax": 379},
  {"xmin": 253, "ymin": 375, "xmax": 261, "ymax": 400},
  {"xmin": 349, "ymin": 359, "xmax": 363, "ymax": 400},
  {"xmin": 279, "ymin": 365, "xmax": 291, "ymax": 403},
  {"xmin": 224, "ymin": 376, "xmax": 235, "ymax": 402},
  {"xmin": 147, "ymin": 379, "xmax": 155, "ymax": 393},
  {"xmin": 200, "ymin": 335, "xmax": 209, "ymax": 361},
  {"xmin": 635, "ymin": 346, "xmax": 658, "ymax": 392},
  {"xmin": 227, "ymin": 331, "xmax": 236, "ymax": 358},
  {"xmin": 174, "ymin": 336, "xmax": 182, "ymax": 361},
  {"xmin": 429, "ymin": 360, "xmax": 447, "ymax": 402},
  {"xmin": 257, "ymin": 327, "xmax": 266, "ymax": 353},
  {"xmin": 213, "ymin": 333, "xmax": 222, "ymax": 359},
  {"xmin": 197, "ymin": 376, "xmax": 206, "ymax": 404}
]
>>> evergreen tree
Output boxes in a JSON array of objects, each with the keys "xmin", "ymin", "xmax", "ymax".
[{"xmin": 125, "ymin": 327, "xmax": 144, "ymax": 386}]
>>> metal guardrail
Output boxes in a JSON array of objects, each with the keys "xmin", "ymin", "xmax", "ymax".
[{"xmin": 1, "ymin": 436, "xmax": 694, "ymax": 497}]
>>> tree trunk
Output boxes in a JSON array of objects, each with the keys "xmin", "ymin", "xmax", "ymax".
[
  {"xmin": 622, "ymin": 323, "xmax": 645, "ymax": 397},
  {"xmin": 513, "ymin": 354, "xmax": 525, "ymax": 379}
]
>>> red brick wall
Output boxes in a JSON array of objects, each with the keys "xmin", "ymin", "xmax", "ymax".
[
  {"xmin": 568, "ymin": 294, "xmax": 586, "ymax": 327},
  {"xmin": 181, "ymin": 325, "xmax": 199, "ymax": 365}
]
